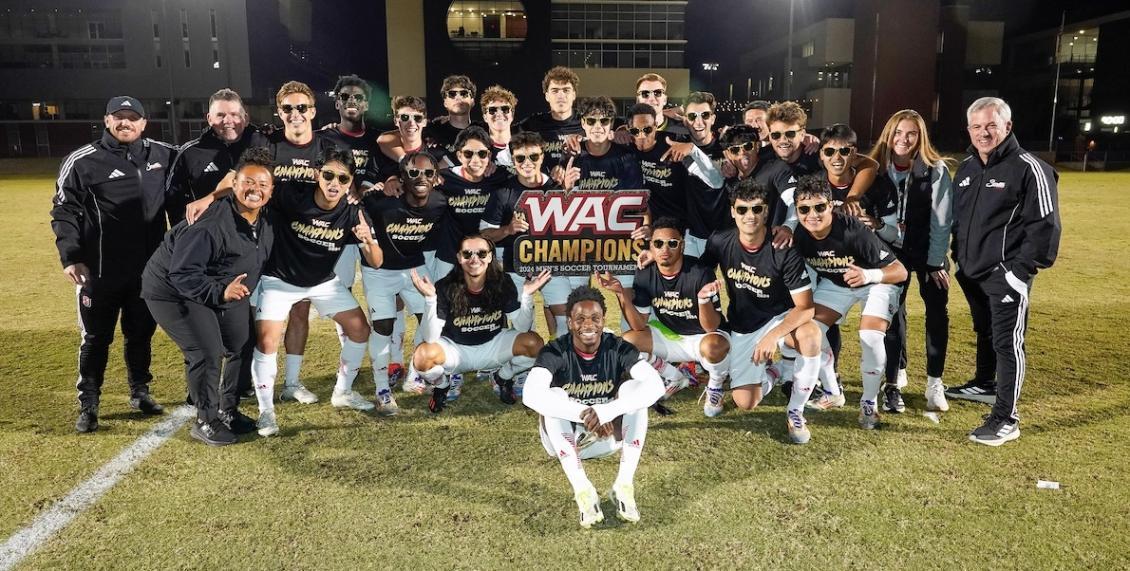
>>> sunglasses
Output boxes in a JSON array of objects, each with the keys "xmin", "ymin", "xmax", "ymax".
[
  {"xmin": 398, "ymin": 113, "xmax": 424, "ymax": 124},
  {"xmin": 628, "ymin": 126, "xmax": 655, "ymax": 137},
  {"xmin": 797, "ymin": 203, "xmax": 830, "ymax": 215},
  {"xmin": 686, "ymin": 111, "xmax": 713, "ymax": 122},
  {"xmin": 279, "ymin": 104, "xmax": 310, "ymax": 115},
  {"xmin": 485, "ymin": 105, "xmax": 511, "ymax": 116},
  {"xmin": 513, "ymin": 152, "xmax": 541, "ymax": 164},
  {"xmin": 446, "ymin": 89, "xmax": 471, "ymax": 99},
  {"xmin": 769, "ymin": 130, "xmax": 799, "ymax": 140},
  {"xmin": 460, "ymin": 249, "xmax": 491, "ymax": 261},
  {"xmin": 822, "ymin": 146, "xmax": 853, "ymax": 157},
  {"xmin": 638, "ymin": 89, "xmax": 665, "ymax": 99},
  {"xmin": 338, "ymin": 93, "xmax": 366, "ymax": 103},
  {"xmin": 460, "ymin": 149, "xmax": 490, "ymax": 160},
  {"xmin": 320, "ymin": 170, "xmax": 352, "ymax": 185},
  {"xmin": 406, "ymin": 167, "xmax": 436, "ymax": 179},
  {"xmin": 650, "ymin": 238, "xmax": 682, "ymax": 250},
  {"xmin": 734, "ymin": 204, "xmax": 766, "ymax": 216},
  {"xmin": 727, "ymin": 141, "xmax": 755, "ymax": 154},
  {"xmin": 583, "ymin": 116, "xmax": 612, "ymax": 127}
]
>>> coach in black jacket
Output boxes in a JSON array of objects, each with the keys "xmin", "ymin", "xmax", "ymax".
[
  {"xmin": 949, "ymin": 97, "xmax": 1061, "ymax": 446},
  {"xmin": 50, "ymin": 96, "xmax": 176, "ymax": 433}
]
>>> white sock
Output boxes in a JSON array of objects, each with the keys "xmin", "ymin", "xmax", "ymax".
[
  {"xmin": 543, "ymin": 416, "xmax": 592, "ymax": 494},
  {"xmin": 553, "ymin": 315, "xmax": 568, "ymax": 338},
  {"xmin": 333, "ymin": 339, "xmax": 367, "ymax": 394},
  {"xmin": 334, "ymin": 321, "xmax": 347, "ymax": 348},
  {"xmin": 391, "ymin": 312, "xmax": 406, "ymax": 365},
  {"xmin": 645, "ymin": 353, "xmax": 680, "ymax": 381},
  {"xmin": 614, "ymin": 407, "xmax": 648, "ymax": 488},
  {"xmin": 778, "ymin": 344, "xmax": 798, "ymax": 383},
  {"xmin": 815, "ymin": 322, "xmax": 839, "ymax": 394},
  {"xmin": 284, "ymin": 354, "xmax": 303, "ymax": 388},
  {"xmin": 788, "ymin": 355, "xmax": 820, "ymax": 413},
  {"xmin": 859, "ymin": 329, "xmax": 887, "ymax": 403},
  {"xmin": 499, "ymin": 354, "xmax": 536, "ymax": 380},
  {"xmin": 420, "ymin": 364, "xmax": 445, "ymax": 385},
  {"xmin": 252, "ymin": 350, "xmax": 277, "ymax": 413},
  {"xmin": 369, "ymin": 332, "xmax": 391, "ymax": 392},
  {"xmin": 927, "ymin": 375, "xmax": 943, "ymax": 388}
]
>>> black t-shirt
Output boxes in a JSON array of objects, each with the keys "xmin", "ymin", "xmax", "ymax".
[
  {"xmin": 534, "ymin": 333, "xmax": 642, "ymax": 406},
  {"xmin": 319, "ymin": 126, "xmax": 399, "ymax": 187},
  {"xmin": 250, "ymin": 130, "xmax": 343, "ymax": 197},
  {"xmin": 480, "ymin": 174, "xmax": 562, "ymax": 272},
  {"xmin": 629, "ymin": 133, "xmax": 687, "ymax": 222},
  {"xmin": 684, "ymin": 138, "xmax": 726, "ymax": 238},
  {"xmin": 363, "ymin": 191, "xmax": 448, "ymax": 270},
  {"xmin": 435, "ymin": 167, "xmax": 508, "ymax": 264},
  {"xmin": 435, "ymin": 274, "xmax": 521, "ymax": 345},
  {"xmin": 423, "ymin": 119, "xmax": 486, "ymax": 169},
  {"xmin": 792, "ymin": 212, "xmax": 898, "ymax": 289},
  {"xmin": 263, "ymin": 186, "xmax": 364, "ymax": 287},
  {"xmin": 718, "ymin": 158, "xmax": 797, "ymax": 231},
  {"xmin": 631, "ymin": 258, "xmax": 721, "ymax": 336},
  {"xmin": 699, "ymin": 228, "xmax": 811, "ymax": 333},
  {"xmin": 574, "ymin": 142, "xmax": 644, "ymax": 191},
  {"xmin": 515, "ymin": 112, "xmax": 583, "ymax": 170}
]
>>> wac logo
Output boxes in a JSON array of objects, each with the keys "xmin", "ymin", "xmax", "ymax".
[{"xmin": 519, "ymin": 190, "xmax": 648, "ymax": 237}]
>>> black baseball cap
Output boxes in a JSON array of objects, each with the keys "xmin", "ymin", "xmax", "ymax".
[{"xmin": 105, "ymin": 96, "xmax": 146, "ymax": 118}]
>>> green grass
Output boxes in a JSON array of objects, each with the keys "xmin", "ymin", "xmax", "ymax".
[{"xmin": 2, "ymin": 170, "xmax": 1129, "ymax": 569}]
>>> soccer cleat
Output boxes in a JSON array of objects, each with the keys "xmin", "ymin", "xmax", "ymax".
[
  {"xmin": 428, "ymin": 386, "xmax": 448, "ymax": 414},
  {"xmin": 945, "ymin": 379, "xmax": 996, "ymax": 404},
  {"xmin": 701, "ymin": 386, "xmax": 724, "ymax": 417},
  {"xmin": 609, "ymin": 483, "xmax": 640, "ymax": 523},
  {"xmin": 401, "ymin": 368, "xmax": 427, "ymax": 395},
  {"xmin": 493, "ymin": 371, "xmax": 517, "ymax": 405},
  {"xmin": 446, "ymin": 373, "xmax": 464, "ymax": 401},
  {"xmin": 75, "ymin": 406, "xmax": 99, "ymax": 433},
  {"xmin": 387, "ymin": 363, "xmax": 406, "ymax": 389},
  {"xmin": 257, "ymin": 409, "xmax": 279, "ymax": 437},
  {"xmin": 375, "ymin": 389, "xmax": 400, "ymax": 416},
  {"xmin": 882, "ymin": 384, "xmax": 906, "ymax": 414},
  {"xmin": 191, "ymin": 418, "xmax": 237, "ymax": 447},
  {"xmin": 219, "ymin": 408, "xmax": 257, "ymax": 434},
  {"xmin": 574, "ymin": 486, "xmax": 605, "ymax": 529},
  {"xmin": 331, "ymin": 390, "xmax": 375, "ymax": 411},
  {"xmin": 280, "ymin": 384, "xmax": 319, "ymax": 404},
  {"xmin": 513, "ymin": 371, "xmax": 528, "ymax": 398},
  {"xmin": 859, "ymin": 400, "xmax": 880, "ymax": 430},
  {"xmin": 129, "ymin": 393, "xmax": 164, "ymax": 415},
  {"xmin": 805, "ymin": 392, "xmax": 846, "ymax": 411},
  {"xmin": 662, "ymin": 372, "xmax": 690, "ymax": 399},
  {"xmin": 968, "ymin": 416, "xmax": 1020, "ymax": 446},
  {"xmin": 925, "ymin": 378, "xmax": 950, "ymax": 412},
  {"xmin": 677, "ymin": 362, "xmax": 701, "ymax": 387},
  {"xmin": 786, "ymin": 410, "xmax": 811, "ymax": 444}
]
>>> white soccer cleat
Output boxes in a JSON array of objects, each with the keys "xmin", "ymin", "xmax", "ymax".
[
  {"xmin": 786, "ymin": 410, "xmax": 811, "ymax": 444},
  {"xmin": 925, "ymin": 378, "xmax": 950, "ymax": 412},
  {"xmin": 257, "ymin": 409, "xmax": 279, "ymax": 437},
  {"xmin": 805, "ymin": 392, "xmax": 846, "ymax": 411},
  {"xmin": 331, "ymin": 390, "xmax": 375, "ymax": 411},
  {"xmin": 375, "ymin": 388, "xmax": 400, "ymax": 416},
  {"xmin": 702, "ymin": 387, "xmax": 725, "ymax": 417},
  {"xmin": 280, "ymin": 384, "xmax": 319, "ymax": 404},
  {"xmin": 574, "ymin": 486, "xmax": 605, "ymax": 529},
  {"xmin": 446, "ymin": 373, "xmax": 464, "ymax": 401},
  {"xmin": 662, "ymin": 371, "xmax": 691, "ymax": 399},
  {"xmin": 401, "ymin": 369, "xmax": 426, "ymax": 395},
  {"xmin": 609, "ymin": 483, "xmax": 640, "ymax": 523},
  {"xmin": 859, "ymin": 399, "xmax": 881, "ymax": 430}
]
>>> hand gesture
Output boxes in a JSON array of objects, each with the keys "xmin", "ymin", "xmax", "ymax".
[
  {"xmin": 382, "ymin": 177, "xmax": 403, "ymax": 197},
  {"xmin": 508, "ymin": 211, "xmax": 529, "ymax": 235},
  {"xmin": 856, "ymin": 214, "xmax": 881, "ymax": 230},
  {"xmin": 800, "ymin": 132, "xmax": 820, "ymax": 155},
  {"xmin": 522, "ymin": 269, "xmax": 553, "ymax": 296},
  {"xmin": 630, "ymin": 223, "xmax": 651, "ymax": 241},
  {"xmin": 843, "ymin": 263, "xmax": 868, "ymax": 288},
  {"xmin": 929, "ymin": 268, "xmax": 951, "ymax": 290},
  {"xmin": 841, "ymin": 196, "xmax": 864, "ymax": 217},
  {"xmin": 751, "ymin": 334, "xmax": 777, "ymax": 365},
  {"xmin": 612, "ymin": 128, "xmax": 633, "ymax": 146},
  {"xmin": 352, "ymin": 210, "xmax": 373, "ymax": 244},
  {"xmin": 697, "ymin": 280, "xmax": 722, "ymax": 301},
  {"xmin": 223, "ymin": 273, "xmax": 250, "ymax": 302},
  {"xmin": 561, "ymin": 155, "xmax": 581, "ymax": 191},
  {"xmin": 636, "ymin": 249, "xmax": 654, "ymax": 269},
  {"xmin": 720, "ymin": 160, "xmax": 737, "ymax": 179},
  {"xmin": 771, "ymin": 225, "xmax": 793, "ymax": 249},
  {"xmin": 580, "ymin": 407, "xmax": 614, "ymax": 437},
  {"xmin": 409, "ymin": 268, "xmax": 436, "ymax": 298},
  {"xmin": 660, "ymin": 142, "xmax": 693, "ymax": 163},
  {"xmin": 563, "ymin": 134, "xmax": 584, "ymax": 155},
  {"xmin": 185, "ymin": 196, "xmax": 214, "ymax": 224},
  {"xmin": 594, "ymin": 271, "xmax": 623, "ymax": 295},
  {"xmin": 63, "ymin": 262, "xmax": 90, "ymax": 285}
]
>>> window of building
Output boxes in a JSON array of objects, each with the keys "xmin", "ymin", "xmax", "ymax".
[
  {"xmin": 151, "ymin": 10, "xmax": 160, "ymax": 39},
  {"xmin": 801, "ymin": 41, "xmax": 814, "ymax": 58},
  {"xmin": 212, "ymin": 45, "xmax": 220, "ymax": 69},
  {"xmin": 180, "ymin": 8, "xmax": 189, "ymax": 39},
  {"xmin": 154, "ymin": 40, "xmax": 162, "ymax": 68},
  {"xmin": 447, "ymin": 1, "xmax": 526, "ymax": 40},
  {"xmin": 88, "ymin": 21, "xmax": 105, "ymax": 39}
]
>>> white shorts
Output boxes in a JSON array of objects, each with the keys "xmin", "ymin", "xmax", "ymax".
[
  {"xmin": 333, "ymin": 245, "xmax": 361, "ymax": 289},
  {"xmin": 432, "ymin": 257, "xmax": 456, "ymax": 283},
  {"xmin": 813, "ymin": 281, "xmax": 900, "ymax": 323},
  {"xmin": 729, "ymin": 310, "xmax": 790, "ymax": 388},
  {"xmin": 361, "ymin": 265, "xmax": 430, "ymax": 321},
  {"xmin": 436, "ymin": 329, "xmax": 520, "ymax": 374},
  {"xmin": 255, "ymin": 275, "xmax": 359, "ymax": 322},
  {"xmin": 649, "ymin": 323, "xmax": 729, "ymax": 365},
  {"xmin": 685, "ymin": 232, "xmax": 707, "ymax": 258},
  {"xmin": 423, "ymin": 250, "xmax": 440, "ymax": 279},
  {"xmin": 543, "ymin": 275, "xmax": 592, "ymax": 306}
]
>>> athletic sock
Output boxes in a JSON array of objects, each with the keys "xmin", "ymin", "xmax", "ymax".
[
  {"xmin": 420, "ymin": 364, "xmax": 446, "ymax": 386},
  {"xmin": 788, "ymin": 355, "xmax": 820, "ymax": 413},
  {"xmin": 543, "ymin": 416, "xmax": 592, "ymax": 494},
  {"xmin": 816, "ymin": 322, "xmax": 840, "ymax": 395},
  {"xmin": 614, "ymin": 407, "xmax": 648, "ymax": 488},
  {"xmin": 252, "ymin": 350, "xmax": 277, "ymax": 413},
  {"xmin": 284, "ymin": 354, "xmax": 303, "ymax": 388},
  {"xmin": 369, "ymin": 332, "xmax": 391, "ymax": 393},
  {"xmin": 778, "ymin": 344, "xmax": 798, "ymax": 383},
  {"xmin": 390, "ymin": 312, "xmax": 406, "ymax": 365},
  {"xmin": 499, "ymin": 354, "xmax": 536, "ymax": 380},
  {"xmin": 859, "ymin": 329, "xmax": 887, "ymax": 403},
  {"xmin": 333, "ymin": 339, "xmax": 367, "ymax": 394}
]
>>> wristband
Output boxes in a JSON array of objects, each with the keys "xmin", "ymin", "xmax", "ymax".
[
  {"xmin": 698, "ymin": 296, "xmax": 714, "ymax": 305},
  {"xmin": 862, "ymin": 268, "xmax": 884, "ymax": 285}
]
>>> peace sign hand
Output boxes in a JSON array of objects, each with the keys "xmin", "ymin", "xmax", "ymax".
[{"xmin": 522, "ymin": 269, "xmax": 553, "ymax": 297}]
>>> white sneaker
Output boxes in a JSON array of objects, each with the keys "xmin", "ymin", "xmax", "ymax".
[
  {"xmin": 662, "ymin": 371, "xmax": 691, "ymax": 399},
  {"xmin": 446, "ymin": 373, "xmax": 463, "ymax": 401},
  {"xmin": 513, "ymin": 371, "xmax": 528, "ymax": 398},
  {"xmin": 375, "ymin": 388, "xmax": 400, "ymax": 416},
  {"xmin": 925, "ymin": 378, "xmax": 950, "ymax": 412},
  {"xmin": 280, "ymin": 384, "xmax": 318, "ymax": 404},
  {"xmin": 609, "ymin": 482, "xmax": 640, "ymax": 523},
  {"xmin": 257, "ymin": 409, "xmax": 278, "ymax": 437},
  {"xmin": 701, "ymin": 387, "xmax": 724, "ymax": 417},
  {"xmin": 331, "ymin": 390, "xmax": 375, "ymax": 411},
  {"xmin": 805, "ymin": 392, "xmax": 846, "ymax": 411},
  {"xmin": 401, "ymin": 368, "xmax": 426, "ymax": 395},
  {"xmin": 574, "ymin": 486, "xmax": 605, "ymax": 529},
  {"xmin": 786, "ymin": 410, "xmax": 811, "ymax": 444},
  {"xmin": 859, "ymin": 399, "xmax": 880, "ymax": 430}
]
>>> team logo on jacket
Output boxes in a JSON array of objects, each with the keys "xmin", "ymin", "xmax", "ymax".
[
  {"xmin": 958, "ymin": 176, "xmax": 970, "ymax": 188},
  {"xmin": 985, "ymin": 179, "xmax": 1006, "ymax": 189},
  {"xmin": 81, "ymin": 294, "xmax": 92, "ymax": 308},
  {"xmin": 204, "ymin": 162, "xmax": 219, "ymax": 173},
  {"xmin": 108, "ymin": 169, "xmax": 125, "ymax": 179}
]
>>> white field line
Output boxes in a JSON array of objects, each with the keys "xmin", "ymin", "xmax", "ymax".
[{"xmin": 0, "ymin": 405, "xmax": 194, "ymax": 571}]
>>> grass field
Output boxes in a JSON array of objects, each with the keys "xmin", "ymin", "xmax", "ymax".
[{"xmin": 1, "ymin": 166, "xmax": 1129, "ymax": 570}]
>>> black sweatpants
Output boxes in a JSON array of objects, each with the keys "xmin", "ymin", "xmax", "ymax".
[
  {"xmin": 884, "ymin": 269, "xmax": 950, "ymax": 382},
  {"xmin": 956, "ymin": 268, "xmax": 1032, "ymax": 423},
  {"xmin": 146, "ymin": 298, "xmax": 252, "ymax": 422},
  {"xmin": 75, "ymin": 277, "xmax": 156, "ymax": 407}
]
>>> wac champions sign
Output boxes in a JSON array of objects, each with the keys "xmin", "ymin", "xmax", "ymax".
[{"xmin": 513, "ymin": 189, "xmax": 649, "ymax": 277}]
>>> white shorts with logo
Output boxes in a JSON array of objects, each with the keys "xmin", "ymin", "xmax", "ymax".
[
  {"xmin": 255, "ymin": 275, "xmax": 359, "ymax": 322},
  {"xmin": 813, "ymin": 281, "xmax": 900, "ymax": 323},
  {"xmin": 432, "ymin": 257, "xmax": 456, "ymax": 283},
  {"xmin": 436, "ymin": 329, "xmax": 520, "ymax": 375},
  {"xmin": 648, "ymin": 322, "xmax": 729, "ymax": 365},
  {"xmin": 729, "ymin": 310, "xmax": 791, "ymax": 388},
  {"xmin": 361, "ymin": 265, "xmax": 430, "ymax": 321},
  {"xmin": 539, "ymin": 416, "xmax": 622, "ymax": 460},
  {"xmin": 333, "ymin": 245, "xmax": 361, "ymax": 290}
]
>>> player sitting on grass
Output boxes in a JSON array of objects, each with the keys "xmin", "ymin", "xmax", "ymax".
[{"xmin": 522, "ymin": 286, "xmax": 665, "ymax": 528}]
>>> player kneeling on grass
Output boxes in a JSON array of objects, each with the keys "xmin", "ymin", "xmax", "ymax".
[
  {"xmin": 408, "ymin": 235, "xmax": 551, "ymax": 412},
  {"xmin": 523, "ymin": 286, "xmax": 665, "ymax": 528},
  {"xmin": 791, "ymin": 175, "xmax": 908, "ymax": 430},
  {"xmin": 250, "ymin": 148, "xmax": 385, "ymax": 436},
  {"xmin": 596, "ymin": 217, "xmax": 728, "ymax": 403}
]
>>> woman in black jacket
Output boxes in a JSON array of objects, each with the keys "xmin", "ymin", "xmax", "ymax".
[{"xmin": 142, "ymin": 147, "xmax": 275, "ymax": 446}]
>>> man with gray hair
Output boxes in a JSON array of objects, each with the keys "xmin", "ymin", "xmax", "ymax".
[{"xmin": 947, "ymin": 97, "xmax": 1060, "ymax": 446}]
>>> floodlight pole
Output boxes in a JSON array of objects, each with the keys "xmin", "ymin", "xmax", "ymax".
[
  {"xmin": 1048, "ymin": 10, "xmax": 1065, "ymax": 153},
  {"xmin": 785, "ymin": 0, "xmax": 795, "ymax": 99}
]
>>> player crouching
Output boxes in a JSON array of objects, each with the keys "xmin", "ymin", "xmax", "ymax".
[
  {"xmin": 523, "ymin": 286, "xmax": 665, "ymax": 528},
  {"xmin": 409, "ymin": 235, "xmax": 551, "ymax": 412}
]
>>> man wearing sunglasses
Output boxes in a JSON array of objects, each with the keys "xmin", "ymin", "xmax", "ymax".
[
  {"xmin": 480, "ymin": 85, "xmax": 518, "ymax": 166},
  {"xmin": 408, "ymin": 234, "xmax": 551, "ymax": 412},
  {"xmin": 679, "ymin": 92, "xmax": 729, "ymax": 257},
  {"xmin": 635, "ymin": 73, "xmax": 688, "ymax": 139},
  {"xmin": 515, "ymin": 66, "xmax": 584, "ymax": 171},
  {"xmin": 711, "ymin": 126, "xmax": 795, "ymax": 246},
  {"xmin": 360, "ymin": 152, "xmax": 449, "ymax": 414},
  {"xmin": 791, "ymin": 176, "xmax": 908, "ymax": 431},
  {"xmin": 596, "ymin": 217, "xmax": 729, "ymax": 404},
  {"xmin": 422, "ymin": 75, "xmax": 482, "ymax": 167},
  {"xmin": 377, "ymin": 96, "xmax": 455, "ymax": 172}
]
